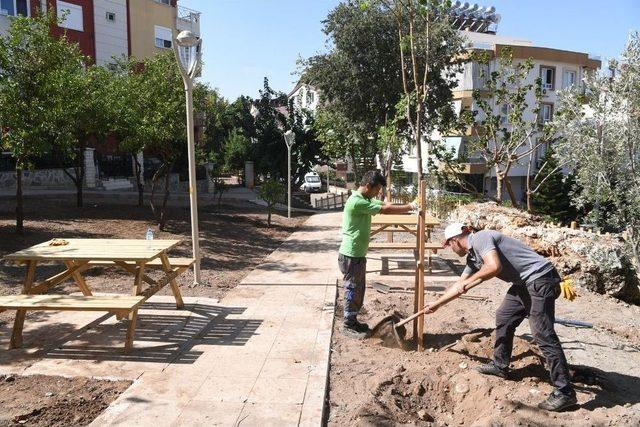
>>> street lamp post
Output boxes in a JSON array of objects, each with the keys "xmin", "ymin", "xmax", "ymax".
[
  {"xmin": 283, "ymin": 130, "xmax": 295, "ymax": 219},
  {"xmin": 173, "ymin": 30, "xmax": 203, "ymax": 285}
]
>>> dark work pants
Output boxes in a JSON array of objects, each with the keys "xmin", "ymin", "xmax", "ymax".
[
  {"xmin": 338, "ymin": 254, "xmax": 366, "ymax": 324},
  {"xmin": 494, "ymin": 269, "xmax": 574, "ymax": 394}
]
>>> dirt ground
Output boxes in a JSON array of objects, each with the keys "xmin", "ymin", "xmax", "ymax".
[
  {"xmin": 327, "ymin": 248, "xmax": 640, "ymax": 426},
  {"xmin": 0, "ymin": 374, "xmax": 130, "ymax": 426},
  {"xmin": 0, "ymin": 196, "xmax": 308, "ymax": 425}
]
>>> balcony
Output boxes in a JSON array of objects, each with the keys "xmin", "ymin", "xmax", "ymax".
[{"xmin": 176, "ymin": 5, "xmax": 201, "ymax": 36}]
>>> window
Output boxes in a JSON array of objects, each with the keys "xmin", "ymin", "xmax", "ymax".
[
  {"xmin": 540, "ymin": 66, "xmax": 555, "ymax": 90},
  {"xmin": 155, "ymin": 0, "xmax": 171, "ymax": 5},
  {"xmin": 563, "ymin": 70, "xmax": 577, "ymax": 89},
  {"xmin": 57, "ymin": 1, "xmax": 83, "ymax": 32},
  {"xmin": 500, "ymin": 103, "xmax": 509, "ymax": 125},
  {"xmin": 0, "ymin": 0, "xmax": 29, "ymax": 17},
  {"xmin": 154, "ymin": 25, "xmax": 172, "ymax": 49},
  {"xmin": 306, "ymin": 90, "xmax": 315, "ymax": 105},
  {"xmin": 106, "ymin": 11, "xmax": 116, "ymax": 22},
  {"xmin": 539, "ymin": 103, "xmax": 553, "ymax": 123}
]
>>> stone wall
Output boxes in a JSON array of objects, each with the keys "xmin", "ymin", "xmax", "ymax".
[
  {"xmin": 0, "ymin": 169, "xmax": 76, "ymax": 190},
  {"xmin": 449, "ymin": 202, "xmax": 640, "ymax": 304}
]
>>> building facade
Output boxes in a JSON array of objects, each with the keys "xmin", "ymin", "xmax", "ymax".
[
  {"xmin": 401, "ymin": 31, "xmax": 601, "ymax": 202},
  {"xmin": 0, "ymin": 0, "xmax": 200, "ymax": 64}
]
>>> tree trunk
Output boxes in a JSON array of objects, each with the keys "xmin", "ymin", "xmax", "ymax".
[
  {"xmin": 504, "ymin": 178, "xmax": 519, "ymax": 207},
  {"xmin": 526, "ymin": 190, "xmax": 532, "ymax": 213},
  {"xmin": 149, "ymin": 164, "xmax": 166, "ymax": 221},
  {"xmin": 267, "ymin": 206, "xmax": 272, "ymax": 226},
  {"xmin": 133, "ymin": 154, "xmax": 144, "ymax": 207},
  {"xmin": 159, "ymin": 162, "xmax": 173, "ymax": 231},
  {"xmin": 495, "ymin": 170, "xmax": 503, "ymax": 203},
  {"xmin": 15, "ymin": 167, "xmax": 24, "ymax": 234}
]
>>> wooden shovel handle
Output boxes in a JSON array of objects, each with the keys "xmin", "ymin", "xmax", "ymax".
[{"xmin": 396, "ymin": 278, "xmax": 483, "ymax": 328}]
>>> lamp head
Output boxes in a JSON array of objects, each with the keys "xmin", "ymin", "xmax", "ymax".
[
  {"xmin": 284, "ymin": 130, "xmax": 295, "ymax": 147},
  {"xmin": 176, "ymin": 30, "xmax": 199, "ymax": 48}
]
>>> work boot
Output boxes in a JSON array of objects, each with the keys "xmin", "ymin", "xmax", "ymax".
[
  {"xmin": 538, "ymin": 389, "xmax": 578, "ymax": 412},
  {"xmin": 342, "ymin": 318, "xmax": 369, "ymax": 338},
  {"xmin": 475, "ymin": 362, "xmax": 508, "ymax": 379}
]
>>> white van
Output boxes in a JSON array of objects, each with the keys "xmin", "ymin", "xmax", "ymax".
[{"xmin": 300, "ymin": 172, "xmax": 322, "ymax": 193}]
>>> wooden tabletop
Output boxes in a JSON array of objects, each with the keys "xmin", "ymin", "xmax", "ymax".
[
  {"xmin": 4, "ymin": 239, "xmax": 182, "ymax": 262},
  {"xmin": 371, "ymin": 214, "xmax": 440, "ymax": 227}
]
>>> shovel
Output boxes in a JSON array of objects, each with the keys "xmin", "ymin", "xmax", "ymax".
[{"xmin": 368, "ymin": 278, "xmax": 483, "ymax": 349}]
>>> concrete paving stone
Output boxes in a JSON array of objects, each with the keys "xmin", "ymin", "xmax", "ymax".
[
  {"xmin": 259, "ymin": 356, "xmax": 314, "ymax": 379},
  {"xmin": 91, "ymin": 397, "xmax": 181, "ymax": 427},
  {"xmin": 172, "ymin": 352, "xmax": 267, "ymax": 379},
  {"xmin": 236, "ymin": 402, "xmax": 303, "ymax": 427},
  {"xmin": 247, "ymin": 377, "xmax": 309, "ymax": 404},
  {"xmin": 173, "ymin": 400, "xmax": 245, "ymax": 427},
  {"xmin": 299, "ymin": 375, "xmax": 329, "ymax": 426},
  {"xmin": 191, "ymin": 375, "xmax": 256, "ymax": 403}
]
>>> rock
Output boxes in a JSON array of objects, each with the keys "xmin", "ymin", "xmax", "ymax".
[
  {"xmin": 45, "ymin": 392, "xmax": 54, "ymax": 397},
  {"xmin": 454, "ymin": 382, "xmax": 469, "ymax": 394},
  {"xmin": 459, "ymin": 362, "xmax": 468, "ymax": 369},
  {"xmin": 417, "ymin": 409, "xmax": 428, "ymax": 420},
  {"xmin": 449, "ymin": 202, "xmax": 640, "ymax": 303},
  {"xmin": 5, "ymin": 375, "xmax": 15, "ymax": 383},
  {"xmin": 529, "ymin": 388, "xmax": 541, "ymax": 395},
  {"xmin": 413, "ymin": 383, "xmax": 426, "ymax": 396},
  {"xmin": 403, "ymin": 376, "xmax": 411, "ymax": 384}
]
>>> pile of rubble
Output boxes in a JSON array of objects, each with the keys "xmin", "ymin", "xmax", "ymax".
[{"xmin": 448, "ymin": 202, "xmax": 640, "ymax": 304}]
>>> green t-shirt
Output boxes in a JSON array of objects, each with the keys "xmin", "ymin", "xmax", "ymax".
[{"xmin": 338, "ymin": 191, "xmax": 383, "ymax": 258}]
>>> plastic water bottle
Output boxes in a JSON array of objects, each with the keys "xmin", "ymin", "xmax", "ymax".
[{"xmin": 146, "ymin": 228, "xmax": 154, "ymax": 248}]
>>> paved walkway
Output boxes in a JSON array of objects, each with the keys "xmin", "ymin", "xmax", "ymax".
[{"xmin": 0, "ymin": 212, "xmax": 342, "ymax": 426}]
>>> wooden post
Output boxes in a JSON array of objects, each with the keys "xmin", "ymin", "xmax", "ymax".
[
  {"xmin": 416, "ymin": 180, "xmax": 426, "ymax": 350},
  {"xmin": 570, "ymin": 221, "xmax": 578, "ymax": 230},
  {"xmin": 64, "ymin": 260, "xmax": 92, "ymax": 296},
  {"xmin": 10, "ymin": 260, "xmax": 37, "ymax": 349}
]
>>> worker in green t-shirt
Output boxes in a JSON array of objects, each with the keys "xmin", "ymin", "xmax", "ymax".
[{"xmin": 338, "ymin": 170, "xmax": 419, "ymax": 337}]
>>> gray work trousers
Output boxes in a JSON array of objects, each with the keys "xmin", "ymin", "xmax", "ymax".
[
  {"xmin": 338, "ymin": 254, "xmax": 366, "ymax": 323},
  {"xmin": 494, "ymin": 269, "xmax": 574, "ymax": 394}
]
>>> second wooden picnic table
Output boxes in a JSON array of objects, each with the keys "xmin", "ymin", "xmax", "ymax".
[{"xmin": 2, "ymin": 238, "xmax": 195, "ymax": 351}]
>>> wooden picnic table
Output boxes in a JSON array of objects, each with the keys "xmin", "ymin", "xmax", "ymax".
[
  {"xmin": 371, "ymin": 213, "xmax": 440, "ymax": 241},
  {"xmin": 2, "ymin": 238, "xmax": 194, "ymax": 351}
]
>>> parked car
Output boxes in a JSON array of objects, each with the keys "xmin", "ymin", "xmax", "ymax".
[{"xmin": 300, "ymin": 172, "xmax": 322, "ymax": 193}]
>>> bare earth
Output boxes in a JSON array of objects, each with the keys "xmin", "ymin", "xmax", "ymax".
[
  {"xmin": 0, "ymin": 197, "xmax": 308, "ymax": 425},
  {"xmin": 327, "ymin": 249, "xmax": 640, "ymax": 426},
  {"xmin": 0, "ymin": 374, "xmax": 130, "ymax": 426}
]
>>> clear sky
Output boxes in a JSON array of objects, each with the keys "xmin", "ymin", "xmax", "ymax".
[{"xmin": 179, "ymin": 0, "xmax": 640, "ymax": 101}]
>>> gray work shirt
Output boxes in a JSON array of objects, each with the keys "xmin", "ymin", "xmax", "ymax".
[{"xmin": 462, "ymin": 230, "xmax": 554, "ymax": 285}]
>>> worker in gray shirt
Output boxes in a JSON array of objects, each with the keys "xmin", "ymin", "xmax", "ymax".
[{"xmin": 424, "ymin": 223, "xmax": 577, "ymax": 412}]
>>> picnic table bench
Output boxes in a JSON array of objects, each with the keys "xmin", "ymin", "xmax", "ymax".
[{"xmin": 1, "ymin": 239, "xmax": 194, "ymax": 352}]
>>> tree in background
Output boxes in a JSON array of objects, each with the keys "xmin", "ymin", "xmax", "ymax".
[
  {"xmin": 302, "ymin": 0, "xmax": 403, "ymax": 175},
  {"xmin": 470, "ymin": 47, "xmax": 550, "ymax": 206},
  {"xmin": 258, "ymin": 179, "xmax": 284, "ymax": 227},
  {"xmin": 0, "ymin": 12, "xmax": 85, "ymax": 233},
  {"xmin": 252, "ymin": 78, "xmax": 288, "ymax": 179},
  {"xmin": 314, "ymin": 107, "xmax": 372, "ymax": 182},
  {"xmin": 61, "ymin": 65, "xmax": 116, "ymax": 208},
  {"xmin": 374, "ymin": 0, "xmax": 467, "ymax": 182},
  {"xmin": 529, "ymin": 147, "xmax": 575, "ymax": 221},
  {"xmin": 553, "ymin": 32, "xmax": 640, "ymax": 267},
  {"xmin": 109, "ymin": 57, "xmax": 148, "ymax": 207},
  {"xmin": 222, "ymin": 129, "xmax": 251, "ymax": 174},
  {"xmin": 287, "ymin": 106, "xmax": 326, "ymax": 186},
  {"xmin": 133, "ymin": 52, "xmax": 196, "ymax": 230}
]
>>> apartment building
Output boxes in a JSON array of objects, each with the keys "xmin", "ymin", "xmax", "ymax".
[
  {"xmin": 128, "ymin": 0, "xmax": 200, "ymax": 60},
  {"xmin": 0, "ymin": 0, "xmax": 200, "ymax": 65},
  {"xmin": 401, "ymin": 21, "xmax": 601, "ymax": 201}
]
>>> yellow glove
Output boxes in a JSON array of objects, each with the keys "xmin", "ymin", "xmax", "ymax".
[{"xmin": 559, "ymin": 278, "xmax": 577, "ymax": 301}]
